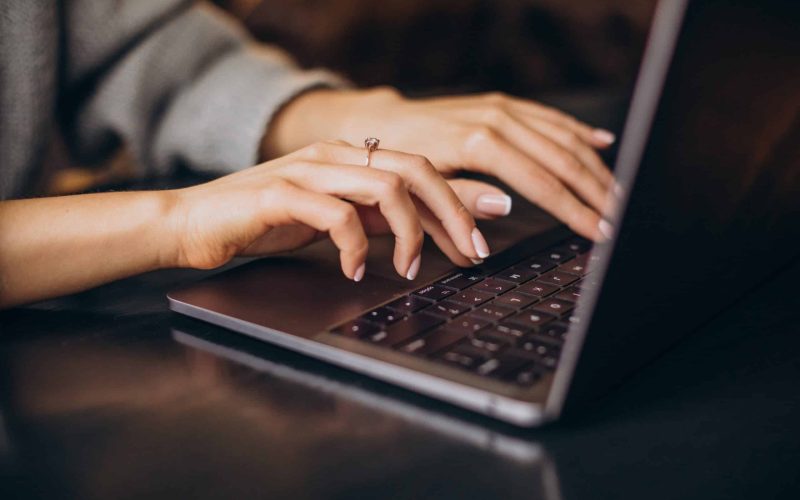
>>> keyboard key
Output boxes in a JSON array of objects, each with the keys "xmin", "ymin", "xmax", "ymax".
[
  {"xmin": 492, "ymin": 291, "xmax": 538, "ymax": 309},
  {"xmin": 517, "ymin": 281, "xmax": 559, "ymax": 298},
  {"xmin": 475, "ymin": 328, "xmax": 519, "ymax": 346},
  {"xmin": 449, "ymin": 289, "xmax": 495, "ymax": 306},
  {"xmin": 476, "ymin": 358, "xmax": 503, "ymax": 376},
  {"xmin": 489, "ymin": 353, "xmax": 537, "ymax": 379},
  {"xmin": 426, "ymin": 300, "xmax": 470, "ymax": 319},
  {"xmin": 471, "ymin": 303, "xmax": 515, "ymax": 321},
  {"xmin": 563, "ymin": 237, "xmax": 592, "ymax": 253},
  {"xmin": 506, "ymin": 310, "xmax": 556, "ymax": 330},
  {"xmin": 505, "ymin": 347, "xmax": 560, "ymax": 371},
  {"xmin": 493, "ymin": 266, "xmax": 539, "ymax": 284},
  {"xmin": 531, "ymin": 298, "xmax": 574, "ymax": 317},
  {"xmin": 361, "ymin": 306, "xmax": 405, "ymax": 326},
  {"xmin": 493, "ymin": 322, "xmax": 529, "ymax": 338},
  {"xmin": 469, "ymin": 336, "xmax": 505, "ymax": 354},
  {"xmin": 442, "ymin": 314, "xmax": 492, "ymax": 335},
  {"xmin": 332, "ymin": 319, "xmax": 381, "ymax": 338},
  {"xmin": 540, "ymin": 247, "xmax": 575, "ymax": 264},
  {"xmin": 518, "ymin": 258, "xmax": 556, "ymax": 274},
  {"xmin": 413, "ymin": 284, "xmax": 456, "ymax": 301},
  {"xmin": 540, "ymin": 322, "xmax": 569, "ymax": 342},
  {"xmin": 475, "ymin": 278, "xmax": 515, "ymax": 294},
  {"xmin": 437, "ymin": 272, "xmax": 484, "ymax": 290},
  {"xmin": 558, "ymin": 259, "xmax": 589, "ymax": 276},
  {"xmin": 537, "ymin": 271, "xmax": 579, "ymax": 288},
  {"xmin": 518, "ymin": 339, "xmax": 560, "ymax": 362},
  {"xmin": 399, "ymin": 328, "xmax": 464, "ymax": 356},
  {"xmin": 556, "ymin": 287, "xmax": 582, "ymax": 303},
  {"xmin": 440, "ymin": 343, "xmax": 491, "ymax": 369},
  {"xmin": 386, "ymin": 295, "xmax": 432, "ymax": 314},
  {"xmin": 376, "ymin": 313, "xmax": 444, "ymax": 346},
  {"xmin": 507, "ymin": 365, "xmax": 545, "ymax": 385}
]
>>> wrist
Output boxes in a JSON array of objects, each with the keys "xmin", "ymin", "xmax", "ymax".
[
  {"xmin": 260, "ymin": 86, "xmax": 402, "ymax": 158},
  {"xmin": 260, "ymin": 88, "xmax": 338, "ymax": 159},
  {"xmin": 152, "ymin": 189, "xmax": 186, "ymax": 270}
]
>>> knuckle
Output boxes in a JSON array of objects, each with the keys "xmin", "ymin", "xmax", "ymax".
[
  {"xmin": 483, "ymin": 91, "xmax": 506, "ymax": 104},
  {"xmin": 263, "ymin": 176, "xmax": 291, "ymax": 193},
  {"xmin": 481, "ymin": 106, "xmax": 508, "ymax": 127},
  {"xmin": 331, "ymin": 204, "xmax": 358, "ymax": 227},
  {"xmin": 468, "ymin": 125, "xmax": 500, "ymax": 146},
  {"xmin": 303, "ymin": 141, "xmax": 328, "ymax": 159},
  {"xmin": 352, "ymin": 240, "xmax": 369, "ymax": 257},
  {"xmin": 410, "ymin": 154, "xmax": 436, "ymax": 174},
  {"xmin": 377, "ymin": 172, "xmax": 405, "ymax": 196}
]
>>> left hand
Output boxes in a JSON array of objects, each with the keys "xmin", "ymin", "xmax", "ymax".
[{"xmin": 263, "ymin": 87, "xmax": 617, "ymax": 241}]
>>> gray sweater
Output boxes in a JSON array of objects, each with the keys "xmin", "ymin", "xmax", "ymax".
[{"xmin": 0, "ymin": 0, "xmax": 345, "ymax": 199}]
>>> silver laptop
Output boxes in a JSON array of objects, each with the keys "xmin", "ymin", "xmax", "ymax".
[{"xmin": 169, "ymin": 0, "xmax": 800, "ymax": 426}]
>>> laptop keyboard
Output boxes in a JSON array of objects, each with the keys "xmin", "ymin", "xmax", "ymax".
[{"xmin": 331, "ymin": 236, "xmax": 599, "ymax": 387}]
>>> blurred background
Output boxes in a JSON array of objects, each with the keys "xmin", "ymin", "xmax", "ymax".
[
  {"xmin": 215, "ymin": 0, "xmax": 656, "ymax": 95},
  {"xmin": 47, "ymin": 0, "xmax": 657, "ymax": 195}
]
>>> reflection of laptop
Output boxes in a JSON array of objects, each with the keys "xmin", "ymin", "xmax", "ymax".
[
  {"xmin": 169, "ymin": 0, "xmax": 800, "ymax": 426},
  {"xmin": 172, "ymin": 327, "xmax": 562, "ymax": 488}
]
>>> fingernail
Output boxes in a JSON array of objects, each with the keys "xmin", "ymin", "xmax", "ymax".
[
  {"xmin": 470, "ymin": 258, "xmax": 484, "ymax": 266},
  {"xmin": 598, "ymin": 219, "xmax": 615, "ymax": 240},
  {"xmin": 354, "ymin": 263, "xmax": 366, "ymax": 282},
  {"xmin": 476, "ymin": 194, "xmax": 512, "ymax": 217},
  {"xmin": 406, "ymin": 255, "xmax": 421, "ymax": 281},
  {"xmin": 471, "ymin": 227, "xmax": 491, "ymax": 259},
  {"xmin": 593, "ymin": 129, "xmax": 616, "ymax": 145}
]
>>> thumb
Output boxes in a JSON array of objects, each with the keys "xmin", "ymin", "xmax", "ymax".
[{"xmin": 447, "ymin": 179, "xmax": 512, "ymax": 220}]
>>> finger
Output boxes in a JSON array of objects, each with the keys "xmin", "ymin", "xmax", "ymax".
[
  {"xmin": 495, "ymin": 94, "xmax": 616, "ymax": 149},
  {"xmin": 275, "ymin": 162, "xmax": 424, "ymax": 280},
  {"xmin": 446, "ymin": 178, "xmax": 512, "ymax": 219},
  {"xmin": 263, "ymin": 180, "xmax": 369, "ymax": 280},
  {"xmin": 303, "ymin": 141, "xmax": 489, "ymax": 261},
  {"xmin": 461, "ymin": 127, "xmax": 605, "ymax": 241},
  {"xmin": 515, "ymin": 114, "xmax": 615, "ymax": 190},
  {"xmin": 414, "ymin": 200, "xmax": 475, "ymax": 267},
  {"xmin": 485, "ymin": 113, "xmax": 610, "ymax": 213}
]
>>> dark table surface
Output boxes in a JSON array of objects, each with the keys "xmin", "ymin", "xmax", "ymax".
[{"xmin": 1, "ymin": 252, "xmax": 799, "ymax": 500}]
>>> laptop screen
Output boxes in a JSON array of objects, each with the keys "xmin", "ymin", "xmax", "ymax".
[{"xmin": 561, "ymin": 0, "xmax": 800, "ymax": 411}]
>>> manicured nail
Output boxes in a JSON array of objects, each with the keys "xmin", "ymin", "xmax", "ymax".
[
  {"xmin": 476, "ymin": 194, "xmax": 512, "ymax": 217},
  {"xmin": 470, "ymin": 258, "xmax": 484, "ymax": 266},
  {"xmin": 406, "ymin": 255, "xmax": 421, "ymax": 281},
  {"xmin": 353, "ymin": 263, "xmax": 365, "ymax": 282},
  {"xmin": 598, "ymin": 219, "xmax": 615, "ymax": 240},
  {"xmin": 593, "ymin": 129, "xmax": 616, "ymax": 145},
  {"xmin": 471, "ymin": 227, "xmax": 491, "ymax": 259}
]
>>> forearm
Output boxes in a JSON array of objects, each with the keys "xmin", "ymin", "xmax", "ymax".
[{"xmin": 0, "ymin": 192, "xmax": 178, "ymax": 309}]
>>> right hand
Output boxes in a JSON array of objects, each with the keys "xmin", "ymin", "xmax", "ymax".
[{"xmin": 167, "ymin": 141, "xmax": 496, "ymax": 281}]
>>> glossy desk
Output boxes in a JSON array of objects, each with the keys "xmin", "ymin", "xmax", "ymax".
[{"xmin": 1, "ymin": 250, "xmax": 799, "ymax": 499}]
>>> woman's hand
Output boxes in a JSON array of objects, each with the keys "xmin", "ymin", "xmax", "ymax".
[
  {"xmin": 0, "ymin": 140, "xmax": 493, "ymax": 308},
  {"xmin": 264, "ymin": 88, "xmax": 618, "ymax": 241},
  {"xmin": 170, "ymin": 140, "xmax": 490, "ymax": 281}
]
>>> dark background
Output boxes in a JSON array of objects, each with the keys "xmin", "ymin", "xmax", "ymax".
[{"xmin": 215, "ymin": 0, "xmax": 656, "ymax": 95}]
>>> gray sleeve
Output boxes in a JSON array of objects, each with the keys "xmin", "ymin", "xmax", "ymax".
[{"xmin": 65, "ymin": 1, "xmax": 348, "ymax": 176}]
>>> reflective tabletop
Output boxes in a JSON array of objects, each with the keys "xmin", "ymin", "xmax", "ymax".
[{"xmin": 1, "ymin": 254, "xmax": 799, "ymax": 499}]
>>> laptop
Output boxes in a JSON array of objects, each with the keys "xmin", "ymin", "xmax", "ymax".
[{"xmin": 169, "ymin": 0, "xmax": 800, "ymax": 426}]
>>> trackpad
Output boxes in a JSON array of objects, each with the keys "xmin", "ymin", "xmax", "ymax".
[{"xmin": 168, "ymin": 248, "xmax": 416, "ymax": 338}]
